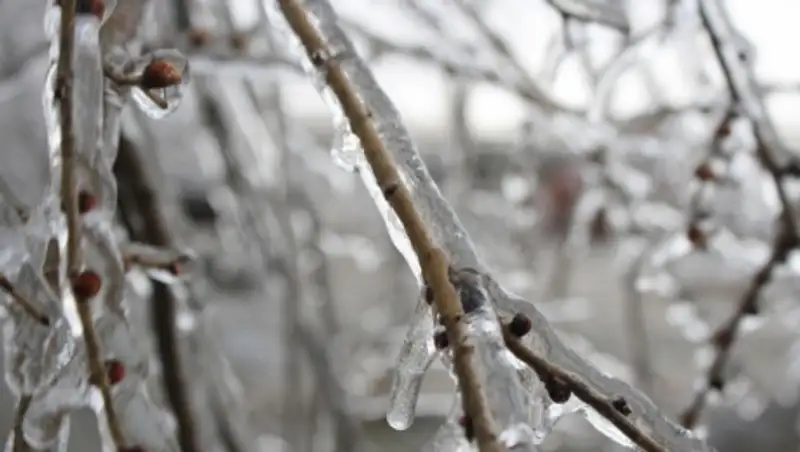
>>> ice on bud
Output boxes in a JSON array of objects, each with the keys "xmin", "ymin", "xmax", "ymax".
[
  {"xmin": 77, "ymin": 190, "xmax": 96, "ymax": 214},
  {"xmin": 130, "ymin": 50, "xmax": 191, "ymax": 119},
  {"xmin": 72, "ymin": 270, "xmax": 102, "ymax": 299},
  {"xmin": 140, "ymin": 60, "xmax": 183, "ymax": 90},
  {"xmin": 106, "ymin": 359, "xmax": 125, "ymax": 385}
]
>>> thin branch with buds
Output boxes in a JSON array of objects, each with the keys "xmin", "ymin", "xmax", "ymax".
[
  {"xmin": 502, "ymin": 327, "xmax": 666, "ymax": 452},
  {"xmin": 678, "ymin": 0, "xmax": 800, "ymax": 428},
  {"xmin": 55, "ymin": 1, "xmax": 126, "ymax": 448},
  {"xmin": 276, "ymin": 1, "xmax": 503, "ymax": 450}
]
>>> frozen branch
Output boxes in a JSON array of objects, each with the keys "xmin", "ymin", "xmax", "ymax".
[
  {"xmin": 54, "ymin": 1, "xmax": 125, "ymax": 448},
  {"xmin": 276, "ymin": 1, "xmax": 503, "ymax": 450},
  {"xmin": 272, "ymin": 0, "xmax": 714, "ymax": 450},
  {"xmin": 502, "ymin": 327, "xmax": 666, "ymax": 452},
  {"xmin": 678, "ymin": 0, "xmax": 800, "ymax": 428}
]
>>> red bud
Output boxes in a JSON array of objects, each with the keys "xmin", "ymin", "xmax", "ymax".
[
  {"xmin": 72, "ymin": 270, "xmax": 102, "ymax": 299},
  {"xmin": 140, "ymin": 60, "xmax": 182, "ymax": 90}
]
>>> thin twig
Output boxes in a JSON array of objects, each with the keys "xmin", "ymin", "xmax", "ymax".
[
  {"xmin": 115, "ymin": 134, "xmax": 201, "ymax": 452},
  {"xmin": 0, "ymin": 274, "xmax": 50, "ymax": 326},
  {"xmin": 502, "ymin": 328, "xmax": 667, "ymax": 452},
  {"xmin": 276, "ymin": 1, "xmax": 502, "ymax": 450},
  {"xmin": 12, "ymin": 395, "xmax": 32, "ymax": 452},
  {"xmin": 678, "ymin": 0, "xmax": 800, "ymax": 427},
  {"xmin": 56, "ymin": 2, "xmax": 125, "ymax": 449}
]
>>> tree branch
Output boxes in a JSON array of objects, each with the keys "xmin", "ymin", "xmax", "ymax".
[
  {"xmin": 276, "ymin": 1, "xmax": 503, "ymax": 450},
  {"xmin": 678, "ymin": 0, "xmax": 800, "ymax": 427},
  {"xmin": 55, "ymin": 1, "xmax": 126, "ymax": 448}
]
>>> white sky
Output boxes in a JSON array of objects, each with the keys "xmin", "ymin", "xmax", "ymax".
[{"xmin": 267, "ymin": 0, "xmax": 800, "ymax": 143}]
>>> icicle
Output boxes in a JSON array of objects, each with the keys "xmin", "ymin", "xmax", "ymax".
[{"xmin": 386, "ymin": 296, "xmax": 437, "ymax": 430}]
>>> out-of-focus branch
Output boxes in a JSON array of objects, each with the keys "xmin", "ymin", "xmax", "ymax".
[
  {"xmin": 276, "ymin": 1, "xmax": 503, "ymax": 450},
  {"xmin": 454, "ymin": 0, "xmax": 572, "ymax": 114},
  {"xmin": 544, "ymin": 0, "xmax": 629, "ymax": 32},
  {"xmin": 114, "ymin": 134, "xmax": 201, "ymax": 452},
  {"xmin": 678, "ymin": 0, "xmax": 800, "ymax": 428},
  {"xmin": 0, "ymin": 274, "xmax": 50, "ymax": 326}
]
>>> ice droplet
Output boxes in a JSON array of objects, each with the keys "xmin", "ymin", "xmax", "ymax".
[{"xmin": 387, "ymin": 297, "xmax": 436, "ymax": 430}]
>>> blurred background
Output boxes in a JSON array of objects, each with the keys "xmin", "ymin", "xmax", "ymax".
[{"xmin": 2, "ymin": 0, "xmax": 800, "ymax": 451}]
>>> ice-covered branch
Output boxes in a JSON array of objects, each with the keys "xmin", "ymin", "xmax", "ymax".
[
  {"xmin": 501, "ymin": 324, "xmax": 664, "ymax": 452},
  {"xmin": 271, "ymin": 0, "xmax": 714, "ymax": 451},
  {"xmin": 53, "ymin": 1, "xmax": 127, "ymax": 448},
  {"xmin": 275, "ymin": 1, "xmax": 504, "ymax": 450}
]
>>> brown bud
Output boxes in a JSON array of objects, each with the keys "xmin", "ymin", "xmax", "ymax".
[
  {"xmin": 589, "ymin": 207, "xmax": 612, "ymax": 244},
  {"xmin": 717, "ymin": 122, "xmax": 732, "ymax": 138},
  {"xmin": 230, "ymin": 33, "xmax": 249, "ymax": 52},
  {"xmin": 433, "ymin": 331, "xmax": 449, "ymax": 349},
  {"xmin": 611, "ymin": 396, "xmax": 632, "ymax": 416},
  {"xmin": 106, "ymin": 359, "xmax": 125, "ymax": 385},
  {"xmin": 545, "ymin": 377, "xmax": 572, "ymax": 404},
  {"xmin": 694, "ymin": 162, "xmax": 715, "ymax": 182},
  {"xmin": 508, "ymin": 313, "xmax": 532, "ymax": 338},
  {"xmin": 424, "ymin": 285, "xmax": 434, "ymax": 305},
  {"xmin": 72, "ymin": 270, "xmax": 102, "ymax": 300},
  {"xmin": 687, "ymin": 224, "xmax": 707, "ymax": 249},
  {"xmin": 59, "ymin": 0, "xmax": 104, "ymax": 18},
  {"xmin": 458, "ymin": 415, "xmax": 474, "ymax": 441},
  {"xmin": 78, "ymin": 190, "xmax": 96, "ymax": 215},
  {"xmin": 188, "ymin": 29, "xmax": 211, "ymax": 48},
  {"xmin": 140, "ymin": 60, "xmax": 182, "ymax": 90}
]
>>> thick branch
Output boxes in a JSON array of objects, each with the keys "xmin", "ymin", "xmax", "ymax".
[{"xmin": 276, "ymin": 1, "xmax": 502, "ymax": 450}]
